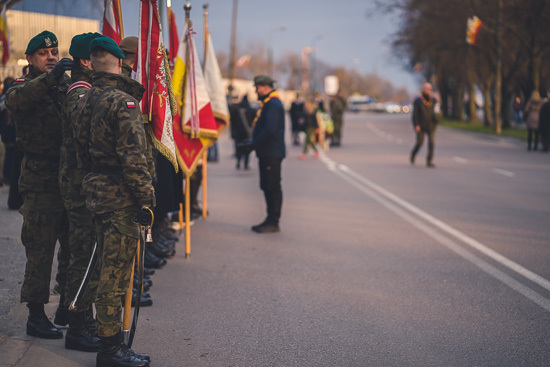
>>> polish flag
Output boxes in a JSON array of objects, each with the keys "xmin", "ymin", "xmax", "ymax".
[{"xmin": 102, "ymin": 0, "xmax": 123, "ymax": 44}]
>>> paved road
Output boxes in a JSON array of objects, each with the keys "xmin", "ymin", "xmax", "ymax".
[{"xmin": 1, "ymin": 112, "xmax": 549, "ymax": 366}]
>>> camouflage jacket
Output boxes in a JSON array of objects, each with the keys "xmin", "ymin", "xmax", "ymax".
[
  {"xmin": 71, "ymin": 71, "xmax": 155, "ymax": 214},
  {"xmin": 121, "ymin": 63, "xmax": 133, "ymax": 78},
  {"xmin": 59, "ymin": 67, "xmax": 93, "ymax": 210},
  {"xmin": 5, "ymin": 67, "xmax": 70, "ymax": 194}
]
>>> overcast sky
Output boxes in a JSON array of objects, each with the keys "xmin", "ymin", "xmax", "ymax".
[{"xmin": 119, "ymin": 0, "xmax": 420, "ymax": 93}]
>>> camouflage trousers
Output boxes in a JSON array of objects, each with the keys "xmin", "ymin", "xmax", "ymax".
[
  {"xmin": 63, "ymin": 205, "xmax": 98, "ymax": 310},
  {"xmin": 94, "ymin": 207, "xmax": 140, "ymax": 337},
  {"xmin": 20, "ymin": 191, "xmax": 69, "ymax": 304}
]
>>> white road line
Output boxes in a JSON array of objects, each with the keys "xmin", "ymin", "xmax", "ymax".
[
  {"xmin": 453, "ymin": 156, "xmax": 469, "ymax": 164},
  {"xmin": 493, "ymin": 168, "xmax": 515, "ymax": 177},
  {"xmin": 319, "ymin": 152, "xmax": 550, "ymax": 312}
]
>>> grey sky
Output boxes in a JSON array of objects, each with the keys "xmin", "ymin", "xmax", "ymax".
[{"xmin": 120, "ymin": 0, "xmax": 420, "ymax": 93}]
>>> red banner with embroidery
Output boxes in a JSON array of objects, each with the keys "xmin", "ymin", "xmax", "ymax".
[{"xmin": 134, "ymin": 0, "xmax": 178, "ymax": 172}]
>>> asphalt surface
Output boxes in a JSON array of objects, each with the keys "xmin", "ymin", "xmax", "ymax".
[{"xmin": 1, "ymin": 112, "xmax": 549, "ymax": 367}]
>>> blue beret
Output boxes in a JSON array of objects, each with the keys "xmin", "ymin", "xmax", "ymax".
[
  {"xmin": 89, "ymin": 36, "xmax": 125, "ymax": 59},
  {"xmin": 69, "ymin": 32, "xmax": 103, "ymax": 60},
  {"xmin": 25, "ymin": 31, "xmax": 58, "ymax": 55}
]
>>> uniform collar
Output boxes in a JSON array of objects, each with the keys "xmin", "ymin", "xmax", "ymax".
[{"xmin": 92, "ymin": 71, "xmax": 145, "ymax": 102}]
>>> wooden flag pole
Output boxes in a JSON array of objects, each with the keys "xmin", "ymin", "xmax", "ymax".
[
  {"xmin": 202, "ymin": 152, "xmax": 208, "ymax": 219},
  {"xmin": 179, "ymin": 202, "xmax": 184, "ymax": 231},
  {"xmin": 122, "ymin": 247, "xmax": 136, "ymax": 343},
  {"xmin": 185, "ymin": 174, "xmax": 191, "ymax": 258},
  {"xmin": 201, "ymin": 3, "xmax": 209, "ymax": 220}
]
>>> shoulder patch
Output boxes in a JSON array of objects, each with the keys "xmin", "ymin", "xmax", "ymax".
[
  {"xmin": 15, "ymin": 78, "xmax": 26, "ymax": 83},
  {"xmin": 78, "ymin": 94, "xmax": 86, "ymax": 99},
  {"xmin": 126, "ymin": 101, "xmax": 136, "ymax": 108}
]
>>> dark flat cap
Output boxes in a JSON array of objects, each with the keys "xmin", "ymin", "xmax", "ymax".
[
  {"xmin": 90, "ymin": 36, "xmax": 125, "ymax": 59},
  {"xmin": 69, "ymin": 32, "xmax": 103, "ymax": 60},
  {"xmin": 25, "ymin": 31, "xmax": 58, "ymax": 55},
  {"xmin": 254, "ymin": 75, "xmax": 276, "ymax": 87},
  {"xmin": 119, "ymin": 36, "xmax": 138, "ymax": 55}
]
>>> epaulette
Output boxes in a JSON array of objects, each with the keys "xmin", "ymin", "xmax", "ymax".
[{"xmin": 66, "ymin": 81, "xmax": 92, "ymax": 96}]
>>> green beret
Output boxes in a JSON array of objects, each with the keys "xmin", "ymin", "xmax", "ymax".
[
  {"xmin": 254, "ymin": 75, "xmax": 276, "ymax": 87},
  {"xmin": 25, "ymin": 31, "xmax": 58, "ymax": 55},
  {"xmin": 69, "ymin": 32, "xmax": 103, "ymax": 60},
  {"xmin": 89, "ymin": 36, "xmax": 125, "ymax": 59}
]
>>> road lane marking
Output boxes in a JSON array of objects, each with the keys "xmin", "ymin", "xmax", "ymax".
[
  {"xmin": 319, "ymin": 153, "xmax": 550, "ymax": 312},
  {"xmin": 493, "ymin": 168, "xmax": 515, "ymax": 177},
  {"xmin": 453, "ymin": 156, "xmax": 469, "ymax": 164}
]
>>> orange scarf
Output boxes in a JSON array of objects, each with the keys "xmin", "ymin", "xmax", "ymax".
[
  {"xmin": 252, "ymin": 90, "xmax": 280, "ymax": 127},
  {"xmin": 420, "ymin": 93, "xmax": 433, "ymax": 108}
]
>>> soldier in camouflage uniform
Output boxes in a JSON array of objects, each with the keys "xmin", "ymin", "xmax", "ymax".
[
  {"xmin": 59, "ymin": 32, "xmax": 104, "ymax": 352},
  {"xmin": 6, "ymin": 31, "xmax": 74, "ymax": 340},
  {"xmin": 71, "ymin": 36, "xmax": 153, "ymax": 367},
  {"xmin": 119, "ymin": 36, "xmax": 138, "ymax": 78}
]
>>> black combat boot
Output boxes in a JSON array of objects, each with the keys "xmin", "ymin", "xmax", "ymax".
[
  {"xmin": 96, "ymin": 331, "xmax": 150, "ymax": 367},
  {"xmin": 26, "ymin": 303, "xmax": 63, "ymax": 339},
  {"xmin": 53, "ymin": 294, "xmax": 70, "ymax": 327},
  {"xmin": 84, "ymin": 307, "xmax": 98, "ymax": 336},
  {"xmin": 251, "ymin": 217, "xmax": 280, "ymax": 233},
  {"xmin": 65, "ymin": 310, "xmax": 100, "ymax": 352}
]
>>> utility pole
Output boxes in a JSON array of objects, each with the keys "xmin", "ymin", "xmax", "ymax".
[{"xmin": 228, "ymin": 0, "xmax": 238, "ymax": 97}]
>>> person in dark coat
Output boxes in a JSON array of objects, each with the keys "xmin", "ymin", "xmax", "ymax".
[
  {"xmin": 538, "ymin": 90, "xmax": 550, "ymax": 153},
  {"xmin": 249, "ymin": 75, "xmax": 285, "ymax": 233},
  {"xmin": 410, "ymin": 82, "xmax": 440, "ymax": 167},
  {"xmin": 230, "ymin": 95, "xmax": 253, "ymax": 170},
  {"xmin": 289, "ymin": 92, "xmax": 305, "ymax": 146}
]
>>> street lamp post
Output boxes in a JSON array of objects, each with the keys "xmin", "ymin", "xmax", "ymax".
[
  {"xmin": 310, "ymin": 34, "xmax": 323, "ymax": 93},
  {"xmin": 228, "ymin": 0, "xmax": 238, "ymax": 97},
  {"xmin": 267, "ymin": 24, "xmax": 287, "ymax": 76}
]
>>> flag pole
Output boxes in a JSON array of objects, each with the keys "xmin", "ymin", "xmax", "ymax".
[
  {"xmin": 122, "ymin": 245, "xmax": 136, "ymax": 344},
  {"xmin": 201, "ymin": 3, "xmax": 209, "ymax": 220},
  {"xmin": 184, "ymin": 0, "xmax": 192, "ymax": 258},
  {"xmin": 116, "ymin": 0, "xmax": 124, "ymax": 39}
]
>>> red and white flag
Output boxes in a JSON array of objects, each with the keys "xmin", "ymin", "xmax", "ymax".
[
  {"xmin": 102, "ymin": 0, "xmax": 123, "ymax": 44},
  {"xmin": 133, "ymin": 0, "xmax": 178, "ymax": 171},
  {"xmin": 168, "ymin": 5, "xmax": 179, "ymax": 64},
  {"xmin": 0, "ymin": 8, "xmax": 9, "ymax": 66},
  {"xmin": 172, "ymin": 24, "xmax": 217, "ymax": 176},
  {"xmin": 204, "ymin": 31, "xmax": 229, "ymax": 133}
]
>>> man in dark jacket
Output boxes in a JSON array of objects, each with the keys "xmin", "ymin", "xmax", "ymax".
[
  {"xmin": 250, "ymin": 75, "xmax": 285, "ymax": 233},
  {"xmin": 539, "ymin": 90, "xmax": 550, "ymax": 153},
  {"xmin": 410, "ymin": 82, "xmax": 440, "ymax": 167}
]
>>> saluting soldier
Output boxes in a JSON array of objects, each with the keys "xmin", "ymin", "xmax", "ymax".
[
  {"xmin": 71, "ymin": 36, "xmax": 154, "ymax": 367},
  {"xmin": 59, "ymin": 32, "xmax": 103, "ymax": 352},
  {"xmin": 6, "ymin": 31, "xmax": 73, "ymax": 339}
]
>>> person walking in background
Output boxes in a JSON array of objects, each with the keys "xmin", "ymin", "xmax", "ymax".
[
  {"xmin": 230, "ymin": 95, "xmax": 253, "ymax": 170},
  {"xmin": 329, "ymin": 90, "xmax": 346, "ymax": 147},
  {"xmin": 538, "ymin": 89, "xmax": 550, "ymax": 153},
  {"xmin": 513, "ymin": 97, "xmax": 523, "ymax": 125},
  {"xmin": 299, "ymin": 99, "xmax": 320, "ymax": 160},
  {"xmin": 245, "ymin": 75, "xmax": 286, "ymax": 234},
  {"xmin": 524, "ymin": 91, "xmax": 542, "ymax": 152},
  {"xmin": 410, "ymin": 82, "xmax": 440, "ymax": 168},
  {"xmin": 289, "ymin": 92, "xmax": 305, "ymax": 146}
]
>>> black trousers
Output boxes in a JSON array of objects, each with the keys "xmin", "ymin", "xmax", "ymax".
[
  {"xmin": 258, "ymin": 157, "xmax": 283, "ymax": 224},
  {"xmin": 411, "ymin": 129, "xmax": 435, "ymax": 164}
]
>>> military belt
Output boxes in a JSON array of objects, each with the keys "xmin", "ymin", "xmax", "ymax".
[
  {"xmin": 92, "ymin": 165, "xmax": 124, "ymax": 176},
  {"xmin": 24, "ymin": 152, "xmax": 59, "ymax": 163}
]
